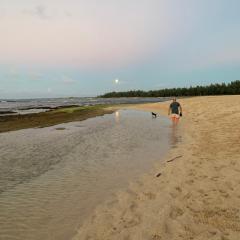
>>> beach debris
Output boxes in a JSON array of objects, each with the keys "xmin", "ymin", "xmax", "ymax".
[
  {"xmin": 55, "ymin": 127, "xmax": 66, "ymax": 130},
  {"xmin": 0, "ymin": 110, "xmax": 17, "ymax": 115},
  {"xmin": 167, "ymin": 155, "xmax": 183, "ymax": 163},
  {"xmin": 156, "ymin": 173, "xmax": 162, "ymax": 177}
]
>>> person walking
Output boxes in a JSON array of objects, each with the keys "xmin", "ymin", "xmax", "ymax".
[{"xmin": 168, "ymin": 97, "xmax": 182, "ymax": 124}]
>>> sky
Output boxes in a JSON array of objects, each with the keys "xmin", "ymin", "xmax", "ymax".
[{"xmin": 0, "ymin": 0, "xmax": 240, "ymax": 98}]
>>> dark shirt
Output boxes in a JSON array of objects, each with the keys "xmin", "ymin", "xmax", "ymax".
[{"xmin": 170, "ymin": 102, "xmax": 180, "ymax": 114}]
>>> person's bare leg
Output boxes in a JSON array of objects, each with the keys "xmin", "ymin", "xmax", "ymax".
[{"xmin": 175, "ymin": 117, "xmax": 179, "ymax": 124}]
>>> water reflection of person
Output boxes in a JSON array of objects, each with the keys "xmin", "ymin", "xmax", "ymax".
[
  {"xmin": 170, "ymin": 123, "xmax": 179, "ymax": 147},
  {"xmin": 115, "ymin": 111, "xmax": 120, "ymax": 123},
  {"xmin": 168, "ymin": 97, "xmax": 182, "ymax": 124}
]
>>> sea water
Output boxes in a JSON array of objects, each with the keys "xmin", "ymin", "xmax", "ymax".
[{"xmin": 0, "ymin": 97, "xmax": 167, "ymax": 115}]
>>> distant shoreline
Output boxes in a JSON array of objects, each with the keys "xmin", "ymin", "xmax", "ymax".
[
  {"xmin": 100, "ymin": 80, "xmax": 240, "ymax": 98},
  {"xmin": 0, "ymin": 97, "xmax": 167, "ymax": 116}
]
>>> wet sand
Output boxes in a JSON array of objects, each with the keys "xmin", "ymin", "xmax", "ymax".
[{"xmin": 74, "ymin": 95, "xmax": 240, "ymax": 240}]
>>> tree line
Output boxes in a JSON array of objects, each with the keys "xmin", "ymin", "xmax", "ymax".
[{"xmin": 100, "ymin": 80, "xmax": 240, "ymax": 98}]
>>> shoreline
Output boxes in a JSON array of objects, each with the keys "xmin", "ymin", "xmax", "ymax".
[
  {"xmin": 73, "ymin": 95, "xmax": 240, "ymax": 240},
  {"xmin": 0, "ymin": 103, "xmax": 153, "ymax": 133}
]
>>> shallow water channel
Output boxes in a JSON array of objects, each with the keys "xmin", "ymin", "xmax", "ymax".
[{"xmin": 0, "ymin": 110, "xmax": 176, "ymax": 240}]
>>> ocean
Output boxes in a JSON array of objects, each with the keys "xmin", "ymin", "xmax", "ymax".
[{"xmin": 0, "ymin": 97, "xmax": 167, "ymax": 115}]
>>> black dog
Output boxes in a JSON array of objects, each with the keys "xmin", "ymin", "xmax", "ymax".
[{"xmin": 151, "ymin": 112, "xmax": 157, "ymax": 118}]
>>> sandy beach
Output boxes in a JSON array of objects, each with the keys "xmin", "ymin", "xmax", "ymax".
[{"xmin": 74, "ymin": 95, "xmax": 240, "ymax": 240}]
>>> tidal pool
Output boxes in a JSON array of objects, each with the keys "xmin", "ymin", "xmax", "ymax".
[{"xmin": 0, "ymin": 110, "xmax": 173, "ymax": 240}]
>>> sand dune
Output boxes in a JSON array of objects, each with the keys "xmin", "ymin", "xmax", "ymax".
[{"xmin": 73, "ymin": 96, "xmax": 240, "ymax": 240}]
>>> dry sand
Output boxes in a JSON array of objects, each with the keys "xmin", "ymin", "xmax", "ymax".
[{"xmin": 73, "ymin": 96, "xmax": 240, "ymax": 240}]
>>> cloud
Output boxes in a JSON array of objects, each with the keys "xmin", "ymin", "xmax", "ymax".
[
  {"xmin": 2, "ymin": 0, "xmax": 240, "ymax": 73},
  {"xmin": 3, "ymin": 68, "xmax": 43, "ymax": 82},
  {"xmin": 23, "ymin": 5, "xmax": 49, "ymax": 19},
  {"xmin": 22, "ymin": 4, "xmax": 72, "ymax": 20},
  {"xmin": 64, "ymin": 11, "xmax": 72, "ymax": 17},
  {"xmin": 35, "ymin": 5, "xmax": 48, "ymax": 19},
  {"xmin": 61, "ymin": 76, "xmax": 77, "ymax": 85},
  {"xmin": 1, "ymin": 1, "xmax": 175, "ymax": 69}
]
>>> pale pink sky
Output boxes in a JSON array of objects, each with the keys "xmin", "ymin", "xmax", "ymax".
[
  {"xmin": 0, "ymin": 0, "xmax": 179, "ymax": 68},
  {"xmin": 0, "ymin": 0, "xmax": 240, "ymax": 98}
]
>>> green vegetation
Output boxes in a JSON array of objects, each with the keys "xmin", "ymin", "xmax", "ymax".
[{"xmin": 100, "ymin": 80, "xmax": 240, "ymax": 98}]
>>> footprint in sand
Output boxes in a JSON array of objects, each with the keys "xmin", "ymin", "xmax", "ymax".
[
  {"xmin": 188, "ymin": 170, "xmax": 196, "ymax": 177},
  {"xmin": 152, "ymin": 234, "xmax": 162, "ymax": 240},
  {"xmin": 183, "ymin": 192, "xmax": 191, "ymax": 200},
  {"xmin": 121, "ymin": 215, "xmax": 141, "ymax": 228},
  {"xmin": 210, "ymin": 176, "xmax": 221, "ymax": 182},
  {"xmin": 143, "ymin": 192, "xmax": 156, "ymax": 200},
  {"xmin": 169, "ymin": 186, "xmax": 183, "ymax": 198},
  {"xmin": 198, "ymin": 175, "xmax": 208, "ymax": 180},
  {"xmin": 129, "ymin": 202, "xmax": 138, "ymax": 211},
  {"xmin": 197, "ymin": 189, "xmax": 205, "ymax": 195},
  {"xmin": 175, "ymin": 186, "xmax": 182, "ymax": 193},
  {"xmin": 185, "ymin": 179, "xmax": 194, "ymax": 185},
  {"xmin": 218, "ymin": 189, "xmax": 230, "ymax": 198},
  {"xmin": 230, "ymin": 160, "xmax": 237, "ymax": 166},
  {"xmin": 225, "ymin": 181, "xmax": 234, "ymax": 191},
  {"xmin": 169, "ymin": 206, "xmax": 184, "ymax": 219}
]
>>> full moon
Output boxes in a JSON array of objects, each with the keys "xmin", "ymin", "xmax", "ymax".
[{"xmin": 115, "ymin": 79, "xmax": 119, "ymax": 84}]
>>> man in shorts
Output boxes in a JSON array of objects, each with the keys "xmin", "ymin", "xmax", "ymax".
[{"xmin": 168, "ymin": 97, "xmax": 182, "ymax": 124}]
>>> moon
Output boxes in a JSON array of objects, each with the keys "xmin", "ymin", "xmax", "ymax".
[{"xmin": 115, "ymin": 79, "xmax": 119, "ymax": 84}]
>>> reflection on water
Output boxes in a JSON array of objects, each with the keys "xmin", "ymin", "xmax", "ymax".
[
  {"xmin": 114, "ymin": 111, "xmax": 120, "ymax": 123},
  {"xmin": 0, "ymin": 110, "xmax": 171, "ymax": 240},
  {"xmin": 169, "ymin": 123, "xmax": 182, "ymax": 148}
]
